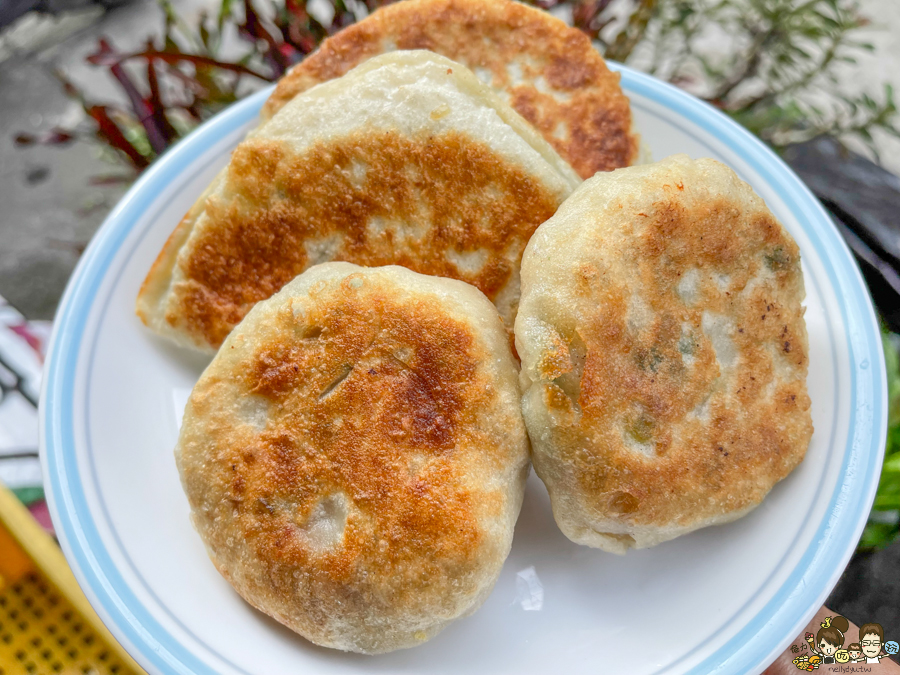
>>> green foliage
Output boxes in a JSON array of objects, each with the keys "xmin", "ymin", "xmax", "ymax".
[
  {"xmin": 10, "ymin": 486, "xmax": 44, "ymax": 507},
  {"xmin": 859, "ymin": 333, "xmax": 900, "ymax": 549},
  {"xmin": 626, "ymin": 0, "xmax": 900, "ymax": 156},
  {"xmin": 15, "ymin": 0, "xmax": 339, "ymax": 175},
  {"xmin": 16, "ymin": 0, "xmax": 900, "ymax": 172}
]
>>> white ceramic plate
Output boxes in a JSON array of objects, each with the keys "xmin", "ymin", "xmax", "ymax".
[{"xmin": 41, "ymin": 64, "xmax": 887, "ymax": 675}]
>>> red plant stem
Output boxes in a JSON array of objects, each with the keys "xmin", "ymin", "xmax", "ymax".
[
  {"xmin": 240, "ymin": 0, "xmax": 290, "ymax": 75},
  {"xmin": 86, "ymin": 105, "xmax": 150, "ymax": 169},
  {"xmin": 146, "ymin": 49, "xmax": 180, "ymax": 144},
  {"xmin": 97, "ymin": 39, "xmax": 169, "ymax": 155},
  {"xmin": 88, "ymin": 46, "xmax": 272, "ymax": 81},
  {"xmin": 126, "ymin": 51, "xmax": 272, "ymax": 80}
]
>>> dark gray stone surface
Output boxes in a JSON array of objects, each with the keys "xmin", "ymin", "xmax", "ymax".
[
  {"xmin": 785, "ymin": 137, "xmax": 900, "ymax": 631},
  {"xmin": 0, "ymin": 31, "xmax": 128, "ymax": 317},
  {"xmin": 0, "ymin": 0, "xmax": 127, "ymax": 30},
  {"xmin": 783, "ymin": 136, "xmax": 900, "ymax": 265},
  {"xmin": 783, "ymin": 136, "xmax": 900, "ymax": 332},
  {"xmin": 828, "ymin": 541, "xmax": 900, "ymax": 639}
]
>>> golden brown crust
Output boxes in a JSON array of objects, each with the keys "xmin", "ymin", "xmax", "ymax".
[
  {"xmin": 569, "ymin": 198, "xmax": 810, "ymax": 526},
  {"xmin": 136, "ymin": 173, "xmax": 226, "ymax": 341},
  {"xmin": 177, "ymin": 264, "xmax": 529, "ymax": 652},
  {"xmin": 263, "ymin": 0, "xmax": 637, "ymax": 177},
  {"xmin": 172, "ymin": 130, "xmax": 562, "ymax": 348},
  {"xmin": 137, "ymin": 213, "xmax": 192, "ymax": 323},
  {"xmin": 517, "ymin": 157, "xmax": 813, "ymax": 550},
  {"xmin": 222, "ymin": 291, "xmax": 485, "ymax": 588}
]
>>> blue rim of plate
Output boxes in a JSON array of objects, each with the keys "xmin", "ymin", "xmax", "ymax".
[{"xmin": 40, "ymin": 65, "xmax": 887, "ymax": 675}]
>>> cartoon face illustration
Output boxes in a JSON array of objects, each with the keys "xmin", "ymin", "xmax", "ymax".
[
  {"xmin": 886, "ymin": 640, "xmax": 900, "ymax": 655},
  {"xmin": 848, "ymin": 648, "xmax": 862, "ymax": 661},
  {"xmin": 818, "ymin": 639, "xmax": 837, "ymax": 656},
  {"xmin": 815, "ymin": 616, "xmax": 849, "ymax": 658},
  {"xmin": 835, "ymin": 649, "xmax": 850, "ymax": 663},
  {"xmin": 861, "ymin": 634, "xmax": 883, "ymax": 657}
]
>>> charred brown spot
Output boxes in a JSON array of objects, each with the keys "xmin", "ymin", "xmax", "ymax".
[
  {"xmin": 609, "ymin": 491, "xmax": 639, "ymax": 515},
  {"xmin": 250, "ymin": 343, "xmax": 309, "ymax": 398},
  {"xmin": 565, "ymin": 104, "xmax": 636, "ymax": 176},
  {"xmin": 545, "ymin": 55, "xmax": 596, "ymax": 90}
]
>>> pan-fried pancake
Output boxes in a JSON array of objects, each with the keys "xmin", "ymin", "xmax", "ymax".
[
  {"xmin": 176, "ymin": 263, "xmax": 530, "ymax": 653},
  {"xmin": 262, "ymin": 0, "xmax": 639, "ymax": 178},
  {"xmin": 515, "ymin": 155, "xmax": 813, "ymax": 553},
  {"xmin": 137, "ymin": 50, "xmax": 580, "ymax": 352}
]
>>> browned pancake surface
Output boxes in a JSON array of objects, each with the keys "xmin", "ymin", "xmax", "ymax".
[
  {"xmin": 263, "ymin": 0, "xmax": 638, "ymax": 177},
  {"xmin": 166, "ymin": 130, "xmax": 561, "ymax": 348},
  {"xmin": 516, "ymin": 156, "xmax": 813, "ymax": 551},
  {"xmin": 178, "ymin": 264, "xmax": 528, "ymax": 652}
]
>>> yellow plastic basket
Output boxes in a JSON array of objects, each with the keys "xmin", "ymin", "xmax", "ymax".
[{"xmin": 0, "ymin": 482, "xmax": 144, "ymax": 675}]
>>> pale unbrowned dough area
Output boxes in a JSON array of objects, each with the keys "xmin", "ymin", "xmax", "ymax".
[
  {"xmin": 262, "ymin": 0, "xmax": 638, "ymax": 177},
  {"xmin": 168, "ymin": 130, "xmax": 561, "ymax": 348},
  {"xmin": 535, "ymin": 188, "xmax": 812, "ymax": 531}
]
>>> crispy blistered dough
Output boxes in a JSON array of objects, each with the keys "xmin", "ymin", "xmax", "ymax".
[
  {"xmin": 515, "ymin": 155, "xmax": 813, "ymax": 553},
  {"xmin": 137, "ymin": 51, "xmax": 578, "ymax": 352},
  {"xmin": 176, "ymin": 263, "xmax": 530, "ymax": 653},
  {"xmin": 262, "ymin": 0, "xmax": 638, "ymax": 178}
]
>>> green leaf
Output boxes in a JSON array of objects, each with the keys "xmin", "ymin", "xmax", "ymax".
[
  {"xmin": 218, "ymin": 0, "xmax": 234, "ymax": 31},
  {"xmin": 861, "ymin": 333, "xmax": 900, "ymax": 549},
  {"xmin": 860, "ymin": 521, "xmax": 900, "ymax": 550},
  {"xmin": 885, "ymin": 452, "xmax": 900, "ymax": 473},
  {"xmin": 199, "ymin": 15, "xmax": 211, "ymax": 50},
  {"xmin": 11, "ymin": 486, "xmax": 45, "ymax": 506}
]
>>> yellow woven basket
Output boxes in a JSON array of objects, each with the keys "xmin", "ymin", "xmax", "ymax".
[{"xmin": 0, "ymin": 482, "xmax": 144, "ymax": 675}]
